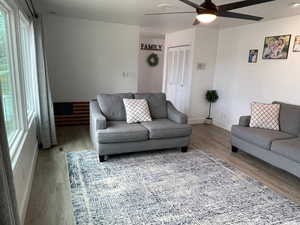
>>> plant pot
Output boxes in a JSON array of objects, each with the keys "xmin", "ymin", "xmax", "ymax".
[{"xmin": 204, "ymin": 118, "xmax": 213, "ymax": 125}]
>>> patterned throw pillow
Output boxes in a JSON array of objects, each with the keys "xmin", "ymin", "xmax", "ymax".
[
  {"xmin": 250, "ymin": 103, "xmax": 280, "ymax": 130},
  {"xmin": 123, "ymin": 99, "xmax": 152, "ymax": 124}
]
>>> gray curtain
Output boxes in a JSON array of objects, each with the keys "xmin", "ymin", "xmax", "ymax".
[
  {"xmin": 0, "ymin": 90, "xmax": 21, "ymax": 225},
  {"xmin": 34, "ymin": 16, "xmax": 57, "ymax": 149}
]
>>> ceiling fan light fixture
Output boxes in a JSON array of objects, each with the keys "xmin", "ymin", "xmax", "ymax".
[
  {"xmin": 145, "ymin": 0, "xmax": 271, "ymax": 25},
  {"xmin": 291, "ymin": 2, "xmax": 300, "ymax": 7},
  {"xmin": 196, "ymin": 13, "xmax": 217, "ymax": 23}
]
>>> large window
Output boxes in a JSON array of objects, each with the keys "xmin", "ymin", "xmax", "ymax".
[
  {"xmin": 0, "ymin": 6, "xmax": 19, "ymax": 141},
  {"xmin": 20, "ymin": 13, "xmax": 35, "ymax": 118},
  {"xmin": 0, "ymin": 0, "xmax": 38, "ymax": 156}
]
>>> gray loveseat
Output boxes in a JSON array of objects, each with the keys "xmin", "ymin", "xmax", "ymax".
[
  {"xmin": 231, "ymin": 101, "xmax": 300, "ymax": 178},
  {"xmin": 90, "ymin": 93, "xmax": 192, "ymax": 162}
]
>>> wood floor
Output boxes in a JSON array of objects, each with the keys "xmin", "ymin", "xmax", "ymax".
[{"xmin": 24, "ymin": 124, "xmax": 300, "ymax": 225}]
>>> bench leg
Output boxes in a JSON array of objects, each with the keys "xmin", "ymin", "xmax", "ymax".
[
  {"xmin": 232, "ymin": 146, "xmax": 238, "ymax": 153},
  {"xmin": 181, "ymin": 146, "xmax": 188, "ymax": 153},
  {"xmin": 99, "ymin": 155, "xmax": 106, "ymax": 162}
]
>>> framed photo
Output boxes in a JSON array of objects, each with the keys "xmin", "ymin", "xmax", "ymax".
[
  {"xmin": 293, "ymin": 35, "xmax": 300, "ymax": 52},
  {"xmin": 262, "ymin": 34, "xmax": 291, "ymax": 59},
  {"xmin": 248, "ymin": 49, "xmax": 258, "ymax": 63}
]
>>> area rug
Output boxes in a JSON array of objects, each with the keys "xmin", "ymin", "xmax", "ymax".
[{"xmin": 66, "ymin": 149, "xmax": 300, "ymax": 225}]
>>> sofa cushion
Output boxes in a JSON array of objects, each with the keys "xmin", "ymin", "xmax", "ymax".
[
  {"xmin": 123, "ymin": 98, "xmax": 152, "ymax": 124},
  {"xmin": 273, "ymin": 101, "xmax": 300, "ymax": 136},
  {"xmin": 231, "ymin": 125, "xmax": 295, "ymax": 149},
  {"xmin": 271, "ymin": 138, "xmax": 300, "ymax": 163},
  {"xmin": 134, "ymin": 93, "xmax": 167, "ymax": 119},
  {"xmin": 249, "ymin": 102, "xmax": 280, "ymax": 131},
  {"xmin": 97, "ymin": 93, "xmax": 133, "ymax": 121},
  {"xmin": 141, "ymin": 119, "xmax": 192, "ymax": 140},
  {"xmin": 97, "ymin": 121, "xmax": 148, "ymax": 144}
]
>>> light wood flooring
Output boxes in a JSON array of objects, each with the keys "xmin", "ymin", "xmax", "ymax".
[{"xmin": 24, "ymin": 125, "xmax": 300, "ymax": 225}]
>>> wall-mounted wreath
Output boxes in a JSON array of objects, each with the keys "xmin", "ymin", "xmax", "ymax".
[{"xmin": 147, "ymin": 53, "xmax": 159, "ymax": 67}]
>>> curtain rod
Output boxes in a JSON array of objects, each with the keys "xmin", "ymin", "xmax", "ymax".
[{"xmin": 24, "ymin": 0, "xmax": 38, "ymax": 18}]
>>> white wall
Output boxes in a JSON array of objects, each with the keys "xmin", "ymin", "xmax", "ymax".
[
  {"xmin": 43, "ymin": 15, "xmax": 140, "ymax": 102},
  {"xmin": 163, "ymin": 27, "xmax": 219, "ymax": 124},
  {"xmin": 138, "ymin": 37, "xmax": 165, "ymax": 93},
  {"xmin": 191, "ymin": 28, "xmax": 219, "ymax": 123},
  {"xmin": 213, "ymin": 15, "xmax": 300, "ymax": 130}
]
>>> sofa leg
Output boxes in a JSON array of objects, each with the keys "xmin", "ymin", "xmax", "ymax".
[
  {"xmin": 99, "ymin": 155, "xmax": 105, "ymax": 162},
  {"xmin": 181, "ymin": 146, "xmax": 188, "ymax": 153},
  {"xmin": 232, "ymin": 146, "xmax": 238, "ymax": 153}
]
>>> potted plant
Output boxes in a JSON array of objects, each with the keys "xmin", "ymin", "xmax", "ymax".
[{"xmin": 205, "ymin": 90, "xmax": 219, "ymax": 124}]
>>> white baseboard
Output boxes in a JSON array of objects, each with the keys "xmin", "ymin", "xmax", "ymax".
[
  {"xmin": 20, "ymin": 143, "xmax": 39, "ymax": 225},
  {"xmin": 188, "ymin": 116, "xmax": 205, "ymax": 125},
  {"xmin": 213, "ymin": 119, "xmax": 230, "ymax": 131}
]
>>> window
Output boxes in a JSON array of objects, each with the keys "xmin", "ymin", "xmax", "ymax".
[
  {"xmin": 0, "ymin": 1, "xmax": 38, "ymax": 156},
  {"xmin": 0, "ymin": 6, "xmax": 19, "ymax": 141},
  {"xmin": 19, "ymin": 13, "xmax": 35, "ymax": 118}
]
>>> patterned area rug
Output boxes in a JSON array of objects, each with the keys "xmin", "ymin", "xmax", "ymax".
[{"xmin": 66, "ymin": 149, "xmax": 300, "ymax": 225}]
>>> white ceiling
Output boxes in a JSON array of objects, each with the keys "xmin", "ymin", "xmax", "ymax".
[{"xmin": 38, "ymin": 0, "xmax": 300, "ymax": 33}]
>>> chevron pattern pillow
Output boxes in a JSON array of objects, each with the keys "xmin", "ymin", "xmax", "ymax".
[
  {"xmin": 123, "ymin": 99, "xmax": 152, "ymax": 124},
  {"xmin": 250, "ymin": 103, "xmax": 280, "ymax": 130}
]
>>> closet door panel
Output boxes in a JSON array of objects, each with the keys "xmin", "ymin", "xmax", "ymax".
[{"xmin": 165, "ymin": 46, "xmax": 192, "ymax": 115}]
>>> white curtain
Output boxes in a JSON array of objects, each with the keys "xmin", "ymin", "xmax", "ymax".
[
  {"xmin": 34, "ymin": 16, "xmax": 57, "ymax": 149},
  {"xmin": 0, "ymin": 88, "xmax": 21, "ymax": 225}
]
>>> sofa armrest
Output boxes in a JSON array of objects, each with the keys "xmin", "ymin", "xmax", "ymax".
[
  {"xmin": 239, "ymin": 116, "xmax": 251, "ymax": 127},
  {"xmin": 90, "ymin": 100, "xmax": 107, "ymax": 130},
  {"xmin": 167, "ymin": 101, "xmax": 188, "ymax": 124}
]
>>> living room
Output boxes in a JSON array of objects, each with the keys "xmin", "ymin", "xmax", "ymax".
[{"xmin": 1, "ymin": 0, "xmax": 300, "ymax": 225}]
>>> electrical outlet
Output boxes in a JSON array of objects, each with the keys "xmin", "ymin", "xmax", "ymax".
[{"xmin": 197, "ymin": 63, "xmax": 206, "ymax": 70}]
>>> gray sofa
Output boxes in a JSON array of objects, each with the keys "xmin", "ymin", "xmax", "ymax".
[
  {"xmin": 90, "ymin": 93, "xmax": 192, "ymax": 162},
  {"xmin": 231, "ymin": 101, "xmax": 300, "ymax": 178}
]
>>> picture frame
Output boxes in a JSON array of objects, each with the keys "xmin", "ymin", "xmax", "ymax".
[
  {"xmin": 262, "ymin": 34, "xmax": 291, "ymax": 59},
  {"xmin": 293, "ymin": 35, "xmax": 300, "ymax": 52},
  {"xmin": 248, "ymin": 49, "xmax": 258, "ymax": 63}
]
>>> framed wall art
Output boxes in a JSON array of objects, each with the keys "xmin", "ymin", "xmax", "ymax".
[
  {"xmin": 262, "ymin": 34, "xmax": 291, "ymax": 59},
  {"xmin": 293, "ymin": 35, "xmax": 300, "ymax": 52},
  {"xmin": 248, "ymin": 49, "xmax": 258, "ymax": 63}
]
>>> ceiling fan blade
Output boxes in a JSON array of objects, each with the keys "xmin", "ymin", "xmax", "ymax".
[
  {"xmin": 217, "ymin": 11, "xmax": 263, "ymax": 21},
  {"xmin": 179, "ymin": 0, "xmax": 203, "ymax": 9},
  {"xmin": 193, "ymin": 18, "xmax": 200, "ymax": 25},
  {"xmin": 145, "ymin": 11, "xmax": 195, "ymax": 15},
  {"xmin": 218, "ymin": 0, "xmax": 275, "ymax": 11}
]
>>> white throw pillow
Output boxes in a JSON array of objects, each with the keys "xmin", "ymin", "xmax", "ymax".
[
  {"xmin": 123, "ymin": 98, "xmax": 152, "ymax": 124},
  {"xmin": 250, "ymin": 102, "xmax": 280, "ymax": 130}
]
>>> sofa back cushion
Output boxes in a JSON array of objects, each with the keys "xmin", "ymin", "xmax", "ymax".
[
  {"xmin": 134, "ymin": 93, "xmax": 167, "ymax": 119},
  {"xmin": 273, "ymin": 101, "xmax": 300, "ymax": 136},
  {"xmin": 97, "ymin": 93, "xmax": 133, "ymax": 121}
]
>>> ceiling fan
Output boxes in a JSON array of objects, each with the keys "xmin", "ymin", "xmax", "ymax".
[{"xmin": 145, "ymin": 0, "xmax": 275, "ymax": 24}]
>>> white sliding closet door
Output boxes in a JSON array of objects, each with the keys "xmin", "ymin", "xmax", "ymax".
[{"xmin": 166, "ymin": 46, "xmax": 192, "ymax": 114}]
